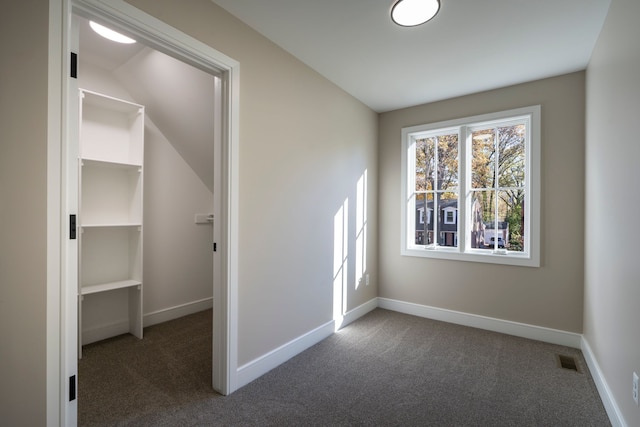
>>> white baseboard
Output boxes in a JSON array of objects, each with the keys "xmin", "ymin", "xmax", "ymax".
[
  {"xmin": 236, "ymin": 320, "xmax": 335, "ymax": 390},
  {"xmin": 82, "ymin": 320, "xmax": 130, "ymax": 345},
  {"xmin": 81, "ymin": 295, "xmax": 621, "ymax": 427},
  {"xmin": 235, "ymin": 298, "xmax": 378, "ymax": 390},
  {"xmin": 377, "ymin": 297, "xmax": 582, "ymax": 348},
  {"xmin": 232, "ymin": 297, "xmax": 618, "ymax": 427},
  {"xmin": 581, "ymin": 337, "xmax": 627, "ymax": 427},
  {"xmin": 341, "ymin": 298, "xmax": 378, "ymax": 329},
  {"xmin": 82, "ymin": 297, "xmax": 213, "ymax": 345},
  {"xmin": 144, "ymin": 297, "xmax": 213, "ymax": 327}
]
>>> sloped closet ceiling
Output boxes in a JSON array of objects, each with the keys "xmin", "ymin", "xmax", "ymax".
[
  {"xmin": 79, "ymin": 17, "xmax": 215, "ymax": 192},
  {"xmin": 113, "ymin": 49, "xmax": 216, "ymax": 192}
]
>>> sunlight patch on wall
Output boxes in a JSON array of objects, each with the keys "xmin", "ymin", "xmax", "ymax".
[
  {"xmin": 355, "ymin": 170, "xmax": 368, "ymax": 289},
  {"xmin": 333, "ymin": 198, "xmax": 349, "ymax": 330}
]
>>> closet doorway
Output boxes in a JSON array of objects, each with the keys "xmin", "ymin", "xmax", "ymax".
[
  {"xmin": 74, "ymin": 14, "xmax": 218, "ymax": 348},
  {"xmin": 60, "ymin": 1, "xmax": 239, "ymax": 422}
]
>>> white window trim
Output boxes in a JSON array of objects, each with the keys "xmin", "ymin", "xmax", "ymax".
[{"xmin": 400, "ymin": 105, "xmax": 540, "ymax": 267}]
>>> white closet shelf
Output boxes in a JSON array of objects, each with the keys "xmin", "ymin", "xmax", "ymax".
[
  {"xmin": 81, "ymin": 223, "xmax": 142, "ymax": 228},
  {"xmin": 81, "ymin": 279, "xmax": 142, "ymax": 295},
  {"xmin": 78, "ymin": 88, "xmax": 144, "ymax": 356},
  {"xmin": 81, "ymin": 88, "xmax": 144, "ymax": 112},
  {"xmin": 81, "ymin": 158, "xmax": 142, "ymax": 168}
]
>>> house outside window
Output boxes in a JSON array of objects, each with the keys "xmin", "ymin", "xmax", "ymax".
[{"xmin": 401, "ymin": 106, "xmax": 540, "ymax": 267}]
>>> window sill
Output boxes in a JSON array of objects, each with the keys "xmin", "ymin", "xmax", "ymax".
[{"xmin": 402, "ymin": 246, "xmax": 539, "ymax": 267}]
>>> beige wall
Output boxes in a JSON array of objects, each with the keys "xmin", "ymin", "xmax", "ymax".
[
  {"xmin": 143, "ymin": 119, "xmax": 214, "ymax": 315},
  {"xmin": 126, "ymin": 0, "xmax": 379, "ymax": 366},
  {"xmin": 0, "ymin": 0, "xmax": 48, "ymax": 425},
  {"xmin": 585, "ymin": 0, "xmax": 640, "ymax": 425},
  {"xmin": 379, "ymin": 72, "xmax": 586, "ymax": 333}
]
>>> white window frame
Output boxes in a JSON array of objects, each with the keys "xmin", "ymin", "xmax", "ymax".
[{"xmin": 400, "ymin": 105, "xmax": 540, "ymax": 267}]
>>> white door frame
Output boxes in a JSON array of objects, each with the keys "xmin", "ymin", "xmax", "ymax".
[{"xmin": 48, "ymin": 1, "xmax": 240, "ymax": 424}]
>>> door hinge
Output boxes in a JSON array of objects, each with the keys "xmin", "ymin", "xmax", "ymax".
[
  {"xmin": 69, "ymin": 214, "xmax": 76, "ymax": 240},
  {"xmin": 69, "ymin": 375, "xmax": 76, "ymax": 401},
  {"xmin": 213, "ymin": 242, "xmax": 217, "ymax": 252},
  {"xmin": 70, "ymin": 52, "xmax": 77, "ymax": 79}
]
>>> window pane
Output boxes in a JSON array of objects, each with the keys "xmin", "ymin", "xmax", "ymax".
[
  {"xmin": 414, "ymin": 193, "xmax": 426, "ymax": 245},
  {"xmin": 498, "ymin": 124, "xmax": 526, "ymax": 188},
  {"xmin": 437, "ymin": 193, "xmax": 458, "ymax": 247},
  {"xmin": 437, "ymin": 134, "xmax": 458, "ymax": 191},
  {"xmin": 499, "ymin": 190, "xmax": 525, "ymax": 252},
  {"xmin": 415, "ymin": 193, "xmax": 436, "ymax": 246},
  {"xmin": 415, "ymin": 138, "xmax": 435, "ymax": 192},
  {"xmin": 494, "ymin": 192, "xmax": 510, "ymax": 250},
  {"xmin": 468, "ymin": 193, "xmax": 485, "ymax": 248},
  {"xmin": 426, "ymin": 193, "xmax": 434, "ymax": 244},
  {"xmin": 472, "ymin": 129, "xmax": 495, "ymax": 189},
  {"xmin": 472, "ymin": 190, "xmax": 496, "ymax": 249}
]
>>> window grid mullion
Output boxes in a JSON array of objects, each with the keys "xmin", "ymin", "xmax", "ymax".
[
  {"xmin": 433, "ymin": 136, "xmax": 439, "ymax": 247},
  {"xmin": 408, "ymin": 137, "xmax": 416, "ymax": 249},
  {"xmin": 458, "ymin": 126, "xmax": 466, "ymax": 253},
  {"xmin": 493, "ymin": 127, "xmax": 499, "ymax": 251}
]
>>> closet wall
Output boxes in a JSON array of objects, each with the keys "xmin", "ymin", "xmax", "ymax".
[{"xmin": 78, "ymin": 47, "xmax": 214, "ymax": 342}]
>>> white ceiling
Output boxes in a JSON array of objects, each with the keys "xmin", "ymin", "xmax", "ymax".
[
  {"xmin": 211, "ymin": 0, "xmax": 611, "ymax": 112},
  {"xmin": 77, "ymin": 0, "xmax": 611, "ymax": 181}
]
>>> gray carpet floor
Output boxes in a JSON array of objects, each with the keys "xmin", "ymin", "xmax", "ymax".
[{"xmin": 79, "ymin": 308, "xmax": 610, "ymax": 426}]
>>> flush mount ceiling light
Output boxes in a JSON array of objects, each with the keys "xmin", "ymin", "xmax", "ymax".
[
  {"xmin": 391, "ymin": 0, "xmax": 440, "ymax": 27},
  {"xmin": 89, "ymin": 21, "xmax": 136, "ymax": 44}
]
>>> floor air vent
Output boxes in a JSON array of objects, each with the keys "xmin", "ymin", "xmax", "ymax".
[{"xmin": 556, "ymin": 354, "xmax": 580, "ymax": 372}]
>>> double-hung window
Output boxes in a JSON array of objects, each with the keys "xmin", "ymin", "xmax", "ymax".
[{"xmin": 401, "ymin": 106, "xmax": 540, "ymax": 267}]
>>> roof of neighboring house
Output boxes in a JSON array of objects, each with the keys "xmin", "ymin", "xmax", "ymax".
[
  {"xmin": 416, "ymin": 198, "xmax": 458, "ymax": 210},
  {"xmin": 484, "ymin": 221, "xmax": 509, "ymax": 230}
]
